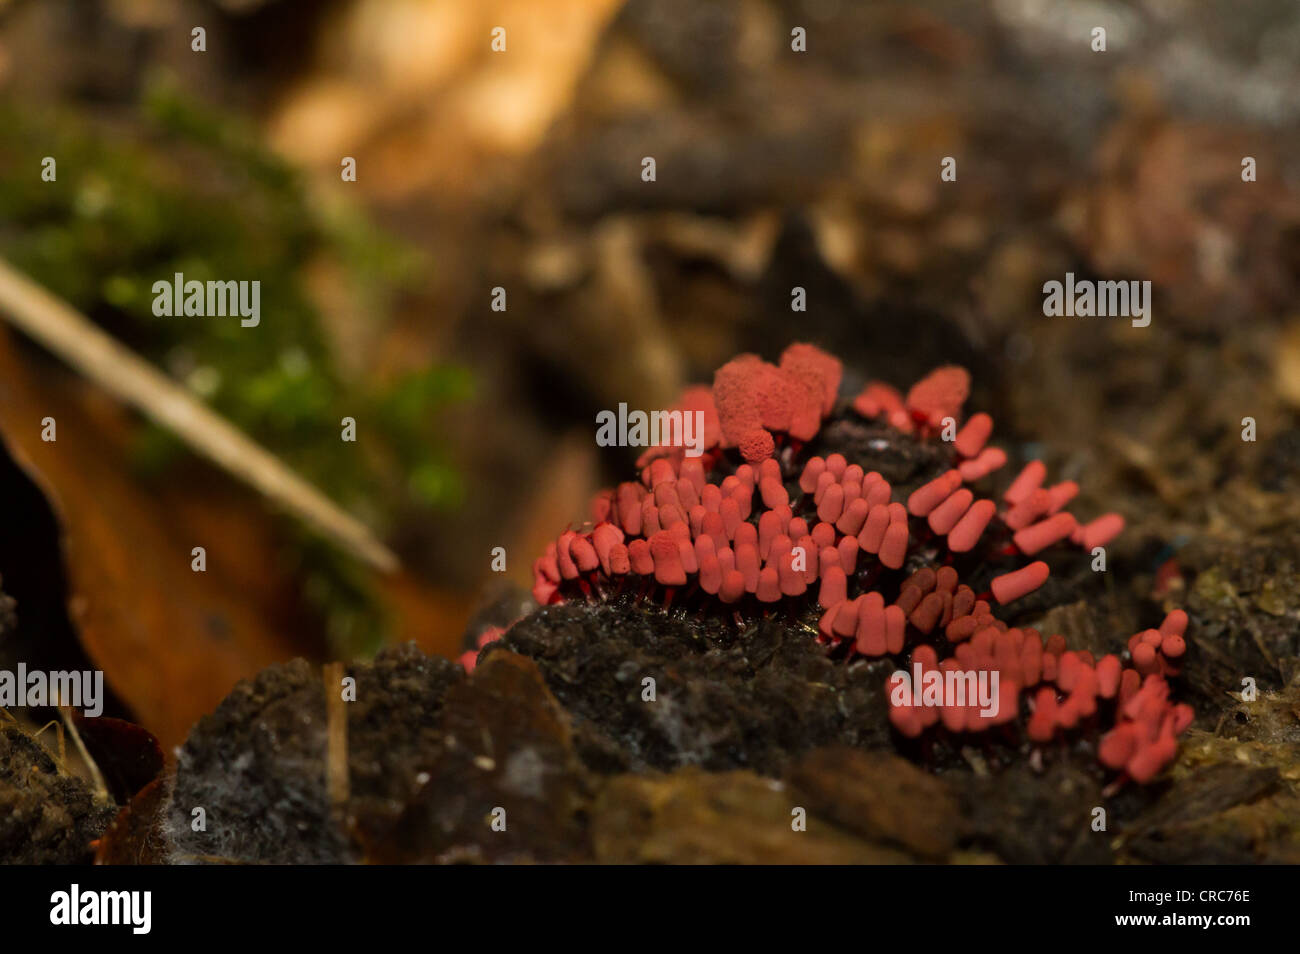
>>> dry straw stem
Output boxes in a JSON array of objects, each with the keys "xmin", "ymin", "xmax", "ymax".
[
  {"xmin": 322, "ymin": 662, "xmax": 349, "ymax": 810},
  {"xmin": 59, "ymin": 706, "xmax": 109, "ymax": 801},
  {"xmin": 0, "ymin": 257, "xmax": 398, "ymax": 573}
]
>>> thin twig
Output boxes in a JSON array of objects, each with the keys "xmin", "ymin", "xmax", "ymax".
[
  {"xmin": 323, "ymin": 662, "xmax": 349, "ymax": 810},
  {"xmin": 0, "ymin": 257, "xmax": 398, "ymax": 572},
  {"xmin": 59, "ymin": 706, "xmax": 110, "ymax": 801},
  {"xmin": 27, "ymin": 717, "xmax": 65, "ymax": 766}
]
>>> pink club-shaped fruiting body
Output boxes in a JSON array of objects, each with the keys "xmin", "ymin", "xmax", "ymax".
[{"xmin": 530, "ymin": 344, "xmax": 1191, "ymax": 784}]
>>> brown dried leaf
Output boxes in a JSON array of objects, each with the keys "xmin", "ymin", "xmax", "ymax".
[
  {"xmin": 94, "ymin": 777, "xmax": 169, "ymax": 866},
  {"xmin": 0, "ymin": 329, "xmax": 322, "ymax": 750}
]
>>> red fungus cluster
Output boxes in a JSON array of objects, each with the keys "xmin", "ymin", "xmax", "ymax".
[
  {"xmin": 712, "ymin": 344, "xmax": 841, "ymax": 462},
  {"xmin": 885, "ymin": 606, "xmax": 1193, "ymax": 782},
  {"xmin": 528, "ymin": 343, "xmax": 1192, "ymax": 784},
  {"xmin": 459, "ymin": 625, "xmax": 506, "ymax": 673}
]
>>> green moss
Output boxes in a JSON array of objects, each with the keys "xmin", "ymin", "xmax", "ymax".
[
  {"xmin": 0, "ymin": 79, "xmax": 467, "ymax": 657},
  {"xmin": 1192, "ymin": 567, "xmax": 1239, "ymax": 612},
  {"xmin": 1254, "ymin": 578, "xmax": 1289, "ymax": 617}
]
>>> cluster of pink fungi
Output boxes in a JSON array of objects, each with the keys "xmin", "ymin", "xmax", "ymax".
[{"xmin": 527, "ymin": 343, "xmax": 1193, "ymax": 783}]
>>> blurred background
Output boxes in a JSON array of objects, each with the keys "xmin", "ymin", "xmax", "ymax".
[{"xmin": 1, "ymin": 0, "xmax": 1299, "ymax": 750}]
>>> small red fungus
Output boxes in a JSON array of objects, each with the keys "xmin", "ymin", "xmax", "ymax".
[{"xmin": 531, "ymin": 344, "xmax": 1192, "ymax": 784}]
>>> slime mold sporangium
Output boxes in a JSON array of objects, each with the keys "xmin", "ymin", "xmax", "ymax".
[{"xmin": 526, "ymin": 344, "xmax": 1192, "ymax": 785}]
